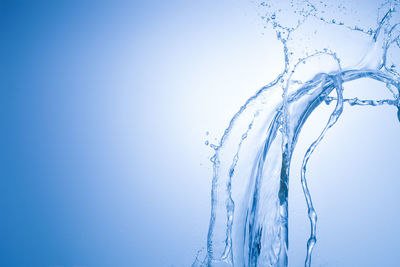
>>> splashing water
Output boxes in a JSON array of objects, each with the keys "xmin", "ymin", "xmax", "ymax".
[{"xmin": 194, "ymin": 1, "xmax": 400, "ymax": 266}]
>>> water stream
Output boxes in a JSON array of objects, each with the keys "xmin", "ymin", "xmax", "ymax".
[{"xmin": 193, "ymin": 1, "xmax": 400, "ymax": 266}]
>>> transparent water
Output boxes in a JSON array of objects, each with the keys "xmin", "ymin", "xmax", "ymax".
[{"xmin": 193, "ymin": 1, "xmax": 400, "ymax": 266}]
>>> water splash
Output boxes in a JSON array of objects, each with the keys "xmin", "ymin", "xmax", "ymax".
[{"xmin": 195, "ymin": 1, "xmax": 400, "ymax": 266}]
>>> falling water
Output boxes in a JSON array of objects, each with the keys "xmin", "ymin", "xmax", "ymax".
[{"xmin": 194, "ymin": 0, "xmax": 400, "ymax": 266}]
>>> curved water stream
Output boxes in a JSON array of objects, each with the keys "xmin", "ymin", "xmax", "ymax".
[{"xmin": 194, "ymin": 1, "xmax": 400, "ymax": 266}]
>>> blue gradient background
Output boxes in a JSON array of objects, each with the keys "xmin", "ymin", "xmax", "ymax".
[
  {"xmin": 1, "ymin": 1, "xmax": 275, "ymax": 266},
  {"xmin": 1, "ymin": 0, "xmax": 399, "ymax": 266}
]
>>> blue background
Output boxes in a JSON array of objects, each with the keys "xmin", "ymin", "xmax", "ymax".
[
  {"xmin": 1, "ymin": 0, "xmax": 399, "ymax": 266},
  {"xmin": 1, "ymin": 1, "xmax": 276, "ymax": 266}
]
